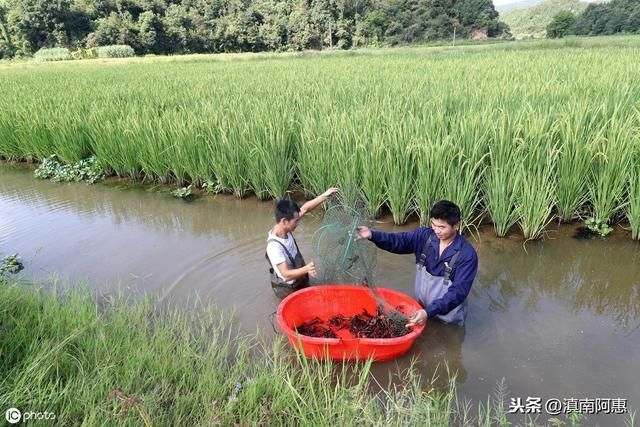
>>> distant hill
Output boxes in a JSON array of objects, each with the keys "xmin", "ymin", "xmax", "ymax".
[
  {"xmin": 496, "ymin": 0, "xmax": 542, "ymax": 13},
  {"xmin": 501, "ymin": 0, "xmax": 592, "ymax": 38}
]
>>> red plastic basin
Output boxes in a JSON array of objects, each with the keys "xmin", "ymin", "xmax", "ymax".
[{"xmin": 276, "ymin": 285, "xmax": 425, "ymax": 361}]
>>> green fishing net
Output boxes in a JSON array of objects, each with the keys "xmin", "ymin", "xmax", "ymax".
[{"xmin": 312, "ymin": 187, "xmax": 377, "ymax": 285}]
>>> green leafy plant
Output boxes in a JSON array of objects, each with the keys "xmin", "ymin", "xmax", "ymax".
[
  {"xmin": 202, "ymin": 180, "xmax": 221, "ymax": 194},
  {"xmin": 171, "ymin": 184, "xmax": 193, "ymax": 199},
  {"xmin": 585, "ymin": 217, "xmax": 613, "ymax": 237},
  {"xmin": 34, "ymin": 155, "xmax": 104, "ymax": 184},
  {"xmin": 0, "ymin": 254, "xmax": 24, "ymax": 276}
]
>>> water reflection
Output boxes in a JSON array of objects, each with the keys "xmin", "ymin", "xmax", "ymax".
[
  {"xmin": 475, "ymin": 239, "xmax": 640, "ymax": 332},
  {"xmin": 0, "ymin": 168, "xmax": 275, "ymax": 242}
]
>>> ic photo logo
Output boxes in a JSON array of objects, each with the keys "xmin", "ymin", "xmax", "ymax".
[
  {"xmin": 5, "ymin": 407, "xmax": 56, "ymax": 424},
  {"xmin": 5, "ymin": 408, "xmax": 21, "ymax": 424}
]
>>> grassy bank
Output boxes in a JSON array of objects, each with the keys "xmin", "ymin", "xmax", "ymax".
[
  {"xmin": 0, "ymin": 280, "xmax": 438, "ymax": 425},
  {"xmin": 0, "ymin": 278, "xmax": 475, "ymax": 426},
  {"xmin": 1, "ymin": 36, "xmax": 639, "ymax": 237},
  {"xmin": 1, "ymin": 277, "xmax": 637, "ymax": 425}
]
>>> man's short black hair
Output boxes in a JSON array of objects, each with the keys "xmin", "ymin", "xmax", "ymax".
[
  {"xmin": 430, "ymin": 200, "xmax": 461, "ymax": 226},
  {"xmin": 275, "ymin": 198, "xmax": 300, "ymax": 223}
]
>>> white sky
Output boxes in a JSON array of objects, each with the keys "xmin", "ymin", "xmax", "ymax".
[
  {"xmin": 494, "ymin": 0, "xmax": 521, "ymax": 4},
  {"xmin": 494, "ymin": 0, "xmax": 598, "ymax": 4}
]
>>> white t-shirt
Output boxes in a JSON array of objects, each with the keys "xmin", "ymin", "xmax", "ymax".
[{"xmin": 266, "ymin": 230, "xmax": 298, "ymax": 284}]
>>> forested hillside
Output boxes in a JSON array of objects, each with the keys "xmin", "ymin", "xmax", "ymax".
[
  {"xmin": 0, "ymin": 0, "xmax": 509, "ymax": 59},
  {"xmin": 501, "ymin": 0, "xmax": 587, "ymax": 38}
]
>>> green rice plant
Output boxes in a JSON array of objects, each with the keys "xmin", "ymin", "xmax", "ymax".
[
  {"xmin": 12, "ymin": 105, "xmax": 58, "ymax": 161},
  {"xmin": 297, "ymin": 115, "xmax": 338, "ymax": 198},
  {"xmin": 215, "ymin": 118, "xmax": 252, "ymax": 197},
  {"xmin": 414, "ymin": 137, "xmax": 448, "ymax": 226},
  {"xmin": 131, "ymin": 114, "xmax": 176, "ymax": 184},
  {"xmin": 0, "ymin": 110, "xmax": 22, "ymax": 160},
  {"xmin": 358, "ymin": 132, "xmax": 386, "ymax": 217},
  {"xmin": 626, "ymin": 145, "xmax": 640, "ymax": 240},
  {"xmin": 588, "ymin": 114, "xmax": 635, "ymax": 226},
  {"xmin": 441, "ymin": 147, "xmax": 487, "ymax": 235},
  {"xmin": 246, "ymin": 120, "xmax": 295, "ymax": 200},
  {"xmin": 514, "ymin": 138, "xmax": 558, "ymax": 240},
  {"xmin": 165, "ymin": 115, "xmax": 214, "ymax": 186},
  {"xmin": 298, "ymin": 110, "xmax": 362, "ymax": 204},
  {"xmin": 48, "ymin": 110, "xmax": 94, "ymax": 163},
  {"xmin": 411, "ymin": 109, "xmax": 448, "ymax": 225},
  {"xmin": 554, "ymin": 106, "xmax": 597, "ymax": 222},
  {"xmin": 484, "ymin": 116, "xmax": 522, "ymax": 237},
  {"xmin": 328, "ymin": 131, "xmax": 360, "ymax": 208},
  {"xmin": 384, "ymin": 124, "xmax": 416, "ymax": 225},
  {"xmin": 1, "ymin": 44, "xmax": 640, "ymax": 243},
  {"xmin": 86, "ymin": 114, "xmax": 142, "ymax": 178},
  {"xmin": 442, "ymin": 115, "xmax": 490, "ymax": 233},
  {"xmin": 512, "ymin": 112, "xmax": 558, "ymax": 240}
]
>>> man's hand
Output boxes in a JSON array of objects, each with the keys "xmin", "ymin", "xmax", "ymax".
[
  {"xmin": 406, "ymin": 309, "xmax": 427, "ymax": 328},
  {"xmin": 321, "ymin": 187, "xmax": 339, "ymax": 198},
  {"xmin": 306, "ymin": 262, "xmax": 317, "ymax": 278},
  {"xmin": 355, "ymin": 226, "xmax": 371, "ymax": 240}
]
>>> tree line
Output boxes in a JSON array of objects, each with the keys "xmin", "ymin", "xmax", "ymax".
[
  {"xmin": 0, "ymin": 0, "xmax": 508, "ymax": 59},
  {"xmin": 547, "ymin": 0, "xmax": 640, "ymax": 38}
]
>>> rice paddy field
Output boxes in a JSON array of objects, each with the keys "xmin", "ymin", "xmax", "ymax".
[{"xmin": 1, "ymin": 36, "xmax": 640, "ymax": 239}]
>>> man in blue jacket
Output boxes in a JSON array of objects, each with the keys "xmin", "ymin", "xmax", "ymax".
[{"xmin": 356, "ymin": 200, "xmax": 478, "ymax": 327}]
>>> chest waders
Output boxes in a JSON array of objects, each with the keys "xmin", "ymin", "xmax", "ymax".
[
  {"xmin": 265, "ymin": 237, "xmax": 309, "ymax": 299},
  {"xmin": 415, "ymin": 234, "xmax": 467, "ymax": 326}
]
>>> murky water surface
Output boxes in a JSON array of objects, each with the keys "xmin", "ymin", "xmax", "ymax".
[{"xmin": 2, "ymin": 165, "xmax": 639, "ymax": 425}]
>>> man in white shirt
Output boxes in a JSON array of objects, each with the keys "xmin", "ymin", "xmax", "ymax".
[{"xmin": 266, "ymin": 187, "xmax": 338, "ymax": 298}]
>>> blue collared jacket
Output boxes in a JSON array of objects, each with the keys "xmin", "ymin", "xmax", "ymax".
[{"xmin": 370, "ymin": 227, "xmax": 478, "ymax": 318}]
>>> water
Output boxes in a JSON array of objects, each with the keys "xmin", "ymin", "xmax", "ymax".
[{"xmin": 1, "ymin": 164, "xmax": 639, "ymax": 425}]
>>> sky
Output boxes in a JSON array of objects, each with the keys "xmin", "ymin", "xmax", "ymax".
[
  {"xmin": 493, "ymin": 0, "xmax": 524, "ymax": 5},
  {"xmin": 494, "ymin": 0, "xmax": 599, "ymax": 4}
]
